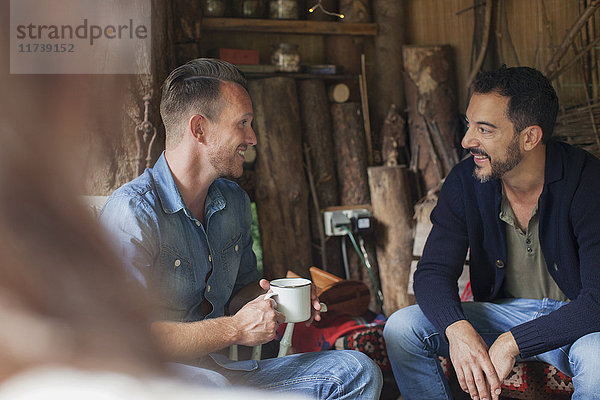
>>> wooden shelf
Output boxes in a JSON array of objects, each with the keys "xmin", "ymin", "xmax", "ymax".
[{"xmin": 202, "ymin": 18, "xmax": 378, "ymax": 36}]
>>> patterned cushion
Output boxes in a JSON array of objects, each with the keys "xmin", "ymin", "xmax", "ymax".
[
  {"xmin": 543, "ymin": 364, "xmax": 574, "ymax": 397},
  {"xmin": 334, "ymin": 326, "xmax": 391, "ymax": 371},
  {"xmin": 439, "ymin": 357, "xmax": 573, "ymax": 399}
]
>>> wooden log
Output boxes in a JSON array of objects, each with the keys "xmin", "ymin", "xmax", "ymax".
[
  {"xmin": 371, "ymin": 0, "xmax": 406, "ymax": 156},
  {"xmin": 298, "ymin": 80, "xmax": 344, "ymax": 278},
  {"xmin": 331, "ymin": 102, "xmax": 381, "ymax": 311},
  {"xmin": 381, "ymin": 103, "xmax": 407, "ymax": 167},
  {"xmin": 368, "ymin": 165, "xmax": 414, "ymax": 315},
  {"xmin": 249, "ymin": 77, "xmax": 313, "ymax": 279},
  {"xmin": 331, "ymin": 103, "xmax": 370, "ymax": 206},
  {"xmin": 328, "ymin": 83, "xmax": 350, "ymax": 103},
  {"xmin": 403, "ymin": 45, "xmax": 461, "ymax": 193}
]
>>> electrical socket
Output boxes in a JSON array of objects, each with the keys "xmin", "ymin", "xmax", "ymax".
[{"xmin": 323, "ymin": 208, "xmax": 372, "ymax": 236}]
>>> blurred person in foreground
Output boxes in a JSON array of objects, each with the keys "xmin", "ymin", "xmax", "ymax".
[
  {"xmin": 0, "ymin": 30, "xmax": 308, "ymax": 399},
  {"xmin": 99, "ymin": 58, "xmax": 382, "ymax": 399},
  {"xmin": 384, "ymin": 66, "xmax": 600, "ymax": 400}
]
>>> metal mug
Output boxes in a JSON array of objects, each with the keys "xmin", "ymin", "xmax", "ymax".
[{"xmin": 265, "ymin": 278, "xmax": 311, "ymax": 323}]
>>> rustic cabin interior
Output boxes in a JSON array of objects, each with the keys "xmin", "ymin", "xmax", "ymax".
[{"xmin": 3, "ymin": 0, "xmax": 599, "ymax": 399}]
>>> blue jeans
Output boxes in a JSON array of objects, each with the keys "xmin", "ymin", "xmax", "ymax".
[
  {"xmin": 171, "ymin": 350, "xmax": 382, "ymax": 399},
  {"xmin": 383, "ymin": 299, "xmax": 600, "ymax": 400}
]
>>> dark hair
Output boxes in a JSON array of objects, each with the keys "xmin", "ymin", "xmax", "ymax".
[
  {"xmin": 160, "ymin": 58, "xmax": 247, "ymax": 147},
  {"xmin": 472, "ymin": 66, "xmax": 559, "ymax": 143}
]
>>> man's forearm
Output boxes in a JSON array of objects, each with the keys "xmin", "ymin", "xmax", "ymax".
[
  {"xmin": 151, "ymin": 289, "xmax": 281, "ymax": 362},
  {"xmin": 151, "ymin": 317, "xmax": 240, "ymax": 362}
]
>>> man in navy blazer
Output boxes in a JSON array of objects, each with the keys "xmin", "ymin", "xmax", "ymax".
[{"xmin": 384, "ymin": 66, "xmax": 600, "ymax": 400}]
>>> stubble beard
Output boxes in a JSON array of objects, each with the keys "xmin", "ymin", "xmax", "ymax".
[
  {"xmin": 473, "ymin": 133, "xmax": 522, "ymax": 183},
  {"xmin": 208, "ymin": 143, "xmax": 243, "ymax": 179}
]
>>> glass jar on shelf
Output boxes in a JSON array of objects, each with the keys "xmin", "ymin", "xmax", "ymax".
[
  {"xmin": 271, "ymin": 43, "xmax": 301, "ymax": 72},
  {"xmin": 202, "ymin": 0, "xmax": 227, "ymax": 17},
  {"xmin": 233, "ymin": 0, "xmax": 267, "ymax": 18},
  {"xmin": 269, "ymin": 0, "xmax": 298, "ymax": 20}
]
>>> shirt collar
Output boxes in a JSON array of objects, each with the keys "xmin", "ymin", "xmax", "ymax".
[
  {"xmin": 152, "ymin": 152, "xmax": 185, "ymax": 215},
  {"xmin": 499, "ymin": 184, "xmax": 539, "ymax": 231},
  {"xmin": 205, "ymin": 179, "xmax": 227, "ymax": 222},
  {"xmin": 152, "ymin": 152, "xmax": 227, "ymax": 219}
]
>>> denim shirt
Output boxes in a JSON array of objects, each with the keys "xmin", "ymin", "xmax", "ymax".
[{"xmin": 99, "ymin": 152, "xmax": 259, "ymax": 323}]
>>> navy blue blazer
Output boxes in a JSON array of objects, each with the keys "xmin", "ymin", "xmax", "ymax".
[{"xmin": 414, "ymin": 140, "xmax": 600, "ymax": 358}]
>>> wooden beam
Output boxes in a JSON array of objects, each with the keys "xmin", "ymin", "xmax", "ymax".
[{"xmin": 368, "ymin": 165, "xmax": 414, "ymax": 315}]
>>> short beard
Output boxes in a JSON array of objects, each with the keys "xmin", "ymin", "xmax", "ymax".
[
  {"xmin": 208, "ymin": 143, "xmax": 242, "ymax": 180},
  {"xmin": 473, "ymin": 133, "xmax": 522, "ymax": 183}
]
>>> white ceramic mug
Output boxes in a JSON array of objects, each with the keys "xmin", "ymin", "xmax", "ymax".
[{"xmin": 265, "ymin": 278, "xmax": 312, "ymax": 323}]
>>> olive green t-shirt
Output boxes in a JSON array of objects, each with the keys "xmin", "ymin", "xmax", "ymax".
[{"xmin": 500, "ymin": 190, "xmax": 568, "ymax": 302}]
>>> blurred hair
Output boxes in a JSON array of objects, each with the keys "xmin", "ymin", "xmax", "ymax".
[
  {"xmin": 0, "ymin": 46, "xmax": 164, "ymax": 382},
  {"xmin": 160, "ymin": 58, "xmax": 247, "ymax": 148},
  {"xmin": 472, "ymin": 65, "xmax": 559, "ymax": 143}
]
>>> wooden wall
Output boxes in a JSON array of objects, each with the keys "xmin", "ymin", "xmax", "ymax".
[
  {"xmin": 406, "ymin": 0, "xmax": 587, "ymax": 111},
  {"xmin": 85, "ymin": 1, "xmax": 600, "ymax": 197}
]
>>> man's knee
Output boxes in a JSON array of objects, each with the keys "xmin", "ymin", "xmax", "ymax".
[
  {"xmin": 350, "ymin": 350, "xmax": 382, "ymax": 380},
  {"xmin": 331, "ymin": 350, "xmax": 382, "ymax": 398},
  {"xmin": 383, "ymin": 304, "xmax": 427, "ymax": 345},
  {"xmin": 324, "ymin": 350, "xmax": 380, "ymax": 376},
  {"xmin": 307, "ymin": 350, "xmax": 381, "ymax": 399},
  {"xmin": 570, "ymin": 332, "xmax": 600, "ymax": 373},
  {"xmin": 569, "ymin": 333, "xmax": 600, "ymax": 398}
]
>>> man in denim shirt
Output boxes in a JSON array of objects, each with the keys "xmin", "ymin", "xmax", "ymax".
[{"xmin": 100, "ymin": 58, "xmax": 382, "ymax": 399}]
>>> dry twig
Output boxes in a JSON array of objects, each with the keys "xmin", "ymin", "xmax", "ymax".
[
  {"xmin": 466, "ymin": 0, "xmax": 494, "ymax": 89},
  {"xmin": 571, "ymin": 41, "xmax": 600, "ymax": 150},
  {"xmin": 544, "ymin": 0, "xmax": 600, "ymax": 80}
]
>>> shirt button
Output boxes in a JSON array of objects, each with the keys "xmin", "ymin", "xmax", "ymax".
[
  {"xmin": 208, "ymin": 254, "xmax": 212, "ymax": 263},
  {"xmin": 174, "ymin": 259, "xmax": 181, "ymax": 268},
  {"xmin": 495, "ymin": 259, "xmax": 505, "ymax": 268},
  {"xmin": 195, "ymin": 220, "xmax": 201, "ymax": 227},
  {"xmin": 526, "ymin": 238, "xmax": 531, "ymax": 244},
  {"xmin": 206, "ymin": 285, "xmax": 211, "ymax": 293},
  {"xmin": 234, "ymin": 244, "xmax": 239, "ymax": 253},
  {"xmin": 527, "ymin": 247, "xmax": 533, "ymax": 253}
]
